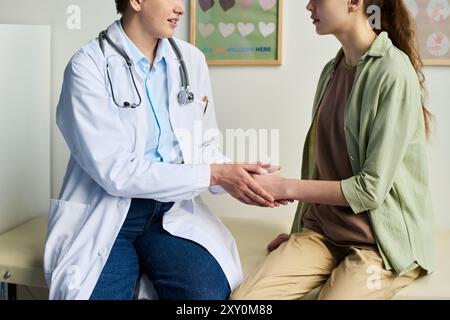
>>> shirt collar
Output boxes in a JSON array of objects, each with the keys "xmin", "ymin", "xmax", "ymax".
[
  {"xmin": 154, "ymin": 40, "xmax": 167, "ymax": 66},
  {"xmin": 331, "ymin": 31, "xmax": 392, "ymax": 69},
  {"xmin": 365, "ymin": 31, "xmax": 390, "ymax": 57},
  {"xmin": 116, "ymin": 20, "xmax": 167, "ymax": 66}
]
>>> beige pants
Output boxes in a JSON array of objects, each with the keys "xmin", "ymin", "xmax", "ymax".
[{"xmin": 231, "ymin": 228, "xmax": 421, "ymax": 300}]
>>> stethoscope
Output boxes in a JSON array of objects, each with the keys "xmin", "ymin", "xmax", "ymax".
[{"xmin": 98, "ymin": 30, "xmax": 195, "ymax": 108}]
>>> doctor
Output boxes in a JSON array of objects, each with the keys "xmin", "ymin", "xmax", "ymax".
[{"xmin": 44, "ymin": 0, "xmax": 279, "ymax": 300}]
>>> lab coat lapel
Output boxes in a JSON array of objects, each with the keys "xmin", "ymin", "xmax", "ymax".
[
  {"xmin": 166, "ymin": 42, "xmax": 181, "ymax": 127},
  {"xmin": 104, "ymin": 21, "xmax": 150, "ymax": 148},
  {"xmin": 105, "ymin": 21, "xmax": 134, "ymax": 63},
  {"xmin": 166, "ymin": 40, "xmax": 192, "ymax": 163}
]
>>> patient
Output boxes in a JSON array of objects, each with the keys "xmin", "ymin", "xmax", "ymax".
[{"xmin": 231, "ymin": 0, "xmax": 433, "ymax": 300}]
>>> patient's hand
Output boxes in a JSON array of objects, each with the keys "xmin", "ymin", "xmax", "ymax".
[
  {"xmin": 252, "ymin": 173, "xmax": 289, "ymax": 200},
  {"xmin": 267, "ymin": 233, "xmax": 290, "ymax": 252}
]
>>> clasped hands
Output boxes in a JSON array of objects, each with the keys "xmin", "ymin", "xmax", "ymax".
[{"xmin": 210, "ymin": 162, "xmax": 292, "ymax": 208}]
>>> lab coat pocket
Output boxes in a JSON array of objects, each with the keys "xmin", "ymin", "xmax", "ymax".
[
  {"xmin": 194, "ymin": 98, "xmax": 208, "ymax": 119},
  {"xmin": 45, "ymin": 199, "xmax": 89, "ymax": 273},
  {"xmin": 193, "ymin": 99, "xmax": 208, "ymax": 134}
]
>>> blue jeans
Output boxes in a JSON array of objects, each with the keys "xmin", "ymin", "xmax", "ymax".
[{"xmin": 90, "ymin": 198, "xmax": 230, "ymax": 300}]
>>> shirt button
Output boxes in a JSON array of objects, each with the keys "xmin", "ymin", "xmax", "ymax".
[
  {"xmin": 118, "ymin": 199, "xmax": 128, "ymax": 207},
  {"xmin": 98, "ymin": 248, "xmax": 108, "ymax": 257}
]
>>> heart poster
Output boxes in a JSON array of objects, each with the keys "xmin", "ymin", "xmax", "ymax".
[{"xmin": 191, "ymin": 0, "xmax": 282, "ymax": 65}]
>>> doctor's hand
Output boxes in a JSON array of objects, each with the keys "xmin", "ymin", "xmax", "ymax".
[{"xmin": 210, "ymin": 163, "xmax": 277, "ymax": 208}]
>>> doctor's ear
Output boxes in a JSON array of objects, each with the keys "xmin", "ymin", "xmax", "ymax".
[
  {"xmin": 348, "ymin": 0, "xmax": 363, "ymax": 12},
  {"xmin": 129, "ymin": 0, "xmax": 143, "ymax": 12}
]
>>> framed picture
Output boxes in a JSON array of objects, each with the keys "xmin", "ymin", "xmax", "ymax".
[
  {"xmin": 190, "ymin": 0, "xmax": 283, "ymax": 65},
  {"xmin": 405, "ymin": 0, "xmax": 450, "ymax": 66}
]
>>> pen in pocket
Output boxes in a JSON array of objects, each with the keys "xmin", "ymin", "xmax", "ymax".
[{"xmin": 202, "ymin": 96, "xmax": 209, "ymax": 114}]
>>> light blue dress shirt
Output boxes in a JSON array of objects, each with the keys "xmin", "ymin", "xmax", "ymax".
[{"xmin": 118, "ymin": 22, "xmax": 183, "ymax": 164}]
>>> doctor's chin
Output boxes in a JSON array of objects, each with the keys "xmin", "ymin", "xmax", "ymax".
[{"xmin": 1, "ymin": 0, "xmax": 450, "ymax": 312}]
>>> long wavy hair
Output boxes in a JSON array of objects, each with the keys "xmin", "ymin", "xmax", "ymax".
[{"xmin": 365, "ymin": 0, "xmax": 433, "ymax": 138}]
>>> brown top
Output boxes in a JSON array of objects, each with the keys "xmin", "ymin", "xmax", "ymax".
[{"xmin": 303, "ymin": 57, "xmax": 377, "ymax": 251}]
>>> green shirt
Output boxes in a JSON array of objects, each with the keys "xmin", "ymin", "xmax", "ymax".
[{"xmin": 291, "ymin": 32, "xmax": 434, "ymax": 275}]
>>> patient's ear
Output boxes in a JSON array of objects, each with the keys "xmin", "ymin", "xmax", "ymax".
[{"xmin": 348, "ymin": 0, "xmax": 364, "ymax": 12}]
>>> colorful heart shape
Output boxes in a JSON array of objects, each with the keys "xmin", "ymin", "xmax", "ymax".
[
  {"xmin": 199, "ymin": 23, "xmax": 215, "ymax": 37},
  {"xmin": 258, "ymin": 22, "xmax": 275, "ymax": 37},
  {"xmin": 219, "ymin": 0, "xmax": 236, "ymax": 12},
  {"xmin": 259, "ymin": 0, "xmax": 276, "ymax": 11},
  {"xmin": 237, "ymin": 22, "xmax": 255, "ymax": 37},
  {"xmin": 219, "ymin": 23, "xmax": 235, "ymax": 37},
  {"xmin": 240, "ymin": 0, "xmax": 253, "ymax": 10},
  {"xmin": 199, "ymin": 0, "xmax": 215, "ymax": 12}
]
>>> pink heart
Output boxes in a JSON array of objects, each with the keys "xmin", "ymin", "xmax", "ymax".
[
  {"xmin": 259, "ymin": 0, "xmax": 276, "ymax": 11},
  {"xmin": 240, "ymin": 0, "xmax": 252, "ymax": 10}
]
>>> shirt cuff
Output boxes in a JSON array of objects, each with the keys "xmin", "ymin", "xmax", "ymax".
[
  {"xmin": 209, "ymin": 185, "xmax": 226, "ymax": 195},
  {"xmin": 194, "ymin": 163, "xmax": 211, "ymax": 195},
  {"xmin": 341, "ymin": 177, "xmax": 368, "ymax": 214}
]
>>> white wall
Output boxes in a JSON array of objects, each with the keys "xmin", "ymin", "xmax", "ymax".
[
  {"xmin": 424, "ymin": 68, "xmax": 450, "ymax": 229},
  {"xmin": 1, "ymin": 0, "xmax": 448, "ymax": 228},
  {"xmin": 0, "ymin": 25, "xmax": 51, "ymax": 233}
]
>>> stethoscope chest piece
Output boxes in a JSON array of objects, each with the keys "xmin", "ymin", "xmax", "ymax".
[{"xmin": 178, "ymin": 88, "xmax": 195, "ymax": 105}]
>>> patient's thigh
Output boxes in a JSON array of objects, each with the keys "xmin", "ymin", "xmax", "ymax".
[{"xmin": 231, "ymin": 229, "xmax": 343, "ymax": 300}]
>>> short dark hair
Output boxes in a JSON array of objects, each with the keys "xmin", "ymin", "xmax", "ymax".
[{"xmin": 115, "ymin": 0, "xmax": 129, "ymax": 15}]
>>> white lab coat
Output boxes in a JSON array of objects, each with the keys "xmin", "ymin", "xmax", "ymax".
[{"xmin": 44, "ymin": 21, "xmax": 243, "ymax": 300}]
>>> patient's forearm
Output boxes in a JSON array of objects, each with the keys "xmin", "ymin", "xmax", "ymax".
[{"xmin": 283, "ymin": 179, "xmax": 349, "ymax": 207}]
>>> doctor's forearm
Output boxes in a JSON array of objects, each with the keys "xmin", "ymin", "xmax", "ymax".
[{"xmin": 283, "ymin": 179, "xmax": 349, "ymax": 207}]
